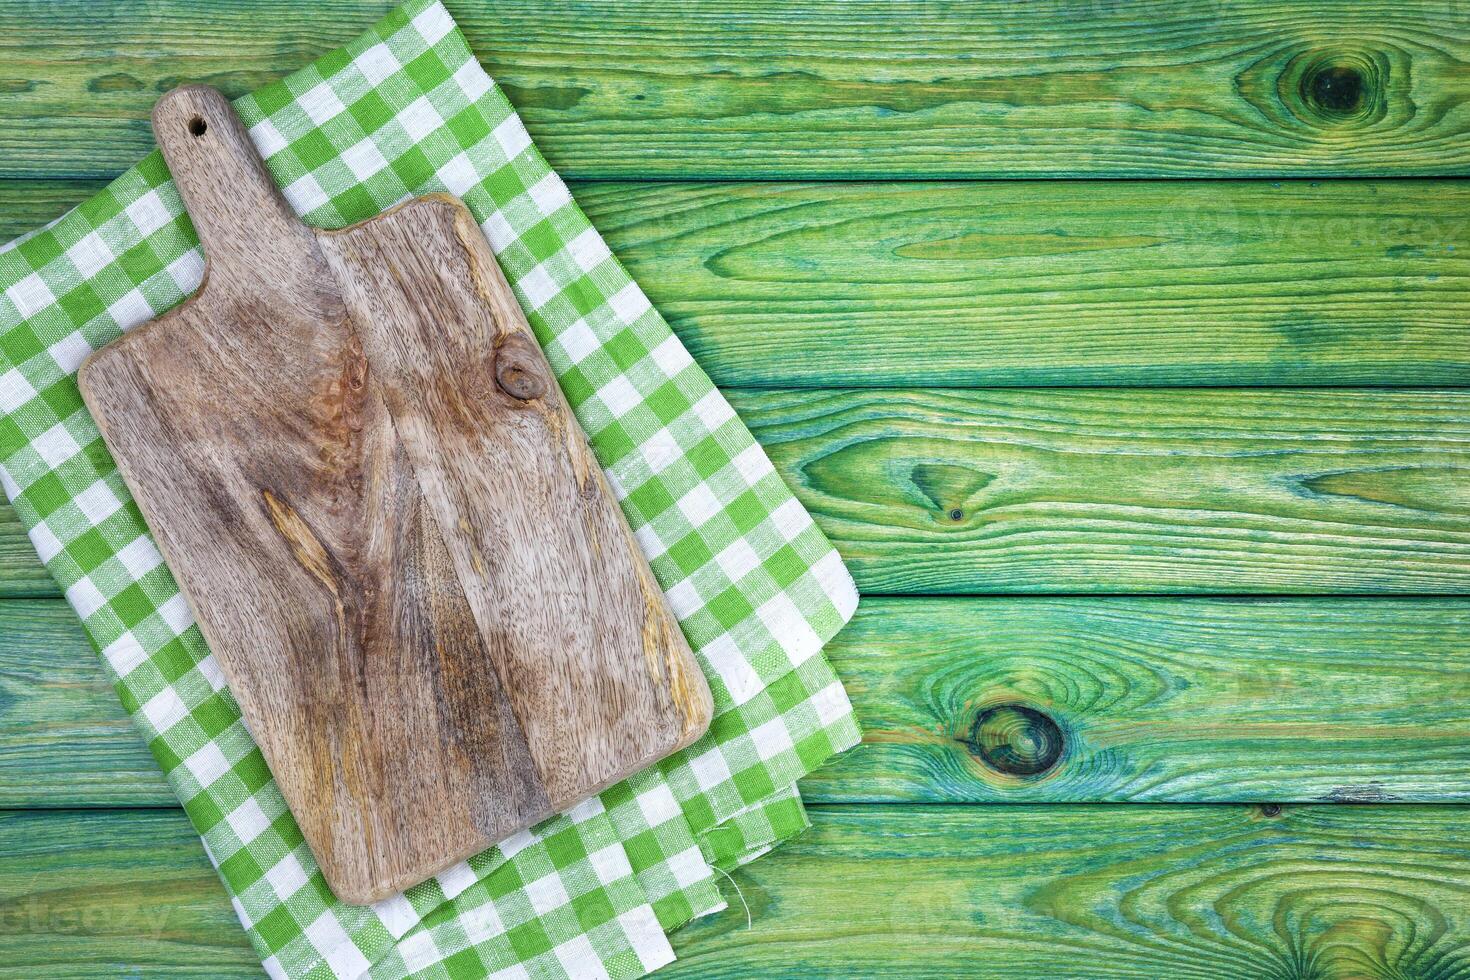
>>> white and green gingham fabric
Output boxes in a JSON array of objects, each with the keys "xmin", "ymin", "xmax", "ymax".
[{"xmin": 0, "ymin": 2, "xmax": 861, "ymax": 976}]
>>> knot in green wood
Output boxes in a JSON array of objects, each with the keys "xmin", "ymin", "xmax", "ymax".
[
  {"xmin": 964, "ymin": 704, "xmax": 1064, "ymax": 777},
  {"xmin": 1304, "ymin": 63, "xmax": 1365, "ymax": 115},
  {"xmin": 1283, "ymin": 48, "xmax": 1388, "ymax": 127}
]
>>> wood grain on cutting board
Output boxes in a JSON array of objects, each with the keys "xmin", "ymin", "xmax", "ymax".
[{"xmin": 75, "ymin": 86, "xmax": 711, "ymax": 905}]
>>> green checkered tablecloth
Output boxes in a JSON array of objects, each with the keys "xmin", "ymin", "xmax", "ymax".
[{"xmin": 0, "ymin": 2, "xmax": 861, "ymax": 976}]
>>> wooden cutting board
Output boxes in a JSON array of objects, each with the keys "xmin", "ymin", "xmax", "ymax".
[{"xmin": 78, "ymin": 85, "xmax": 712, "ymax": 905}]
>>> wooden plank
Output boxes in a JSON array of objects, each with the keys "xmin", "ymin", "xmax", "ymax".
[
  {"xmin": 0, "ymin": 505, "xmax": 51, "ymax": 598},
  {"xmin": 3, "ymin": 1, "xmax": 1470, "ymax": 180},
  {"xmin": 9, "ymin": 177, "xmax": 1468, "ymax": 387},
  {"xmin": 575, "ymin": 179, "xmax": 1470, "ymax": 387},
  {"xmin": 729, "ymin": 387, "xmax": 1470, "ymax": 594},
  {"xmin": 5, "ymin": 596, "xmax": 1468, "ymax": 807},
  {"xmin": 0, "ymin": 599, "xmax": 168, "ymax": 808},
  {"xmin": 806, "ymin": 597, "xmax": 1470, "ymax": 803},
  {"xmin": 3, "ymin": 805, "xmax": 1467, "ymax": 978},
  {"xmin": 0, "ymin": 809, "xmax": 258, "ymax": 977},
  {"xmin": 0, "ymin": 178, "xmax": 105, "ymax": 241},
  {"xmin": 8, "ymin": 387, "xmax": 1470, "ymax": 599},
  {"xmin": 669, "ymin": 804, "xmax": 1470, "ymax": 978}
]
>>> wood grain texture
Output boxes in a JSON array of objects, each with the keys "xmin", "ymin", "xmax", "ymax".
[
  {"xmin": 576, "ymin": 179, "xmax": 1470, "ymax": 388},
  {"xmin": 0, "ymin": 506, "xmax": 50, "ymax": 598},
  {"xmin": 77, "ymin": 87, "xmax": 708, "ymax": 903},
  {"xmin": 670, "ymin": 804, "xmax": 1470, "ymax": 979},
  {"xmin": 728, "ymin": 386, "xmax": 1470, "ymax": 594},
  {"xmin": 4, "ymin": 1, "xmax": 1470, "ymax": 179},
  {"xmin": 5, "ymin": 596, "xmax": 1470, "ymax": 808},
  {"xmin": 317, "ymin": 191, "xmax": 712, "ymax": 799},
  {"xmin": 11, "ymin": 386, "xmax": 1470, "ymax": 600},
  {"xmin": 0, "ymin": 600, "xmax": 166, "ymax": 808},
  {"xmin": 805, "ymin": 597, "xmax": 1470, "ymax": 804},
  {"xmin": 0, "ymin": 809, "xmax": 259, "ymax": 977},
  {"xmin": 3, "ymin": 805, "xmax": 1468, "ymax": 979},
  {"xmin": 0, "ymin": 178, "xmax": 107, "ymax": 241},
  {"xmin": 9, "ymin": 177, "xmax": 1469, "ymax": 388}
]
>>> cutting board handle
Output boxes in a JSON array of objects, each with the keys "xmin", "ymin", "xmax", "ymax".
[{"xmin": 153, "ymin": 85, "xmax": 316, "ymax": 286}]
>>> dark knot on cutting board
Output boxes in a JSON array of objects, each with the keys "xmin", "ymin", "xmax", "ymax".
[{"xmin": 495, "ymin": 333, "xmax": 548, "ymax": 401}]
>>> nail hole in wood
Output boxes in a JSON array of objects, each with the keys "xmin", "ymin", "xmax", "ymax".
[
  {"xmin": 963, "ymin": 703, "xmax": 1064, "ymax": 777},
  {"xmin": 188, "ymin": 116, "xmax": 208, "ymax": 137}
]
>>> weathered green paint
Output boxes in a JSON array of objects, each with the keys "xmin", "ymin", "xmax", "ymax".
[
  {"xmin": 730, "ymin": 387, "xmax": 1470, "ymax": 594},
  {"xmin": 0, "ymin": 506, "xmax": 49, "ymax": 598},
  {"xmin": 0, "ymin": 810, "xmax": 259, "ymax": 977},
  {"xmin": 5, "ymin": 596, "xmax": 1470, "ymax": 808},
  {"xmin": 669, "ymin": 804, "xmax": 1470, "ymax": 978},
  {"xmin": 6, "ymin": 177, "xmax": 1468, "ymax": 388},
  {"xmin": 2, "ymin": 0, "xmax": 1469, "ymax": 974},
  {"xmin": 0, "ymin": 599, "xmax": 161, "ymax": 807},
  {"xmin": 575, "ymin": 180, "xmax": 1470, "ymax": 388},
  {"xmin": 4, "ymin": 1, "xmax": 1470, "ymax": 180},
  {"xmin": 2, "ymin": 806, "xmax": 1467, "ymax": 979},
  {"xmin": 8, "ymin": 387, "xmax": 1470, "ymax": 600},
  {"xmin": 805, "ymin": 597, "xmax": 1470, "ymax": 803},
  {"xmin": 0, "ymin": 179, "xmax": 105, "ymax": 240}
]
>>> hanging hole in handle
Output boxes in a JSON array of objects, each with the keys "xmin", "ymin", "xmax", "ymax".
[{"xmin": 188, "ymin": 116, "xmax": 208, "ymax": 137}]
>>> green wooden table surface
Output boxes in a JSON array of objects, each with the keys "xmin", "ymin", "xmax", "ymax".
[{"xmin": 2, "ymin": 1, "xmax": 1469, "ymax": 976}]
